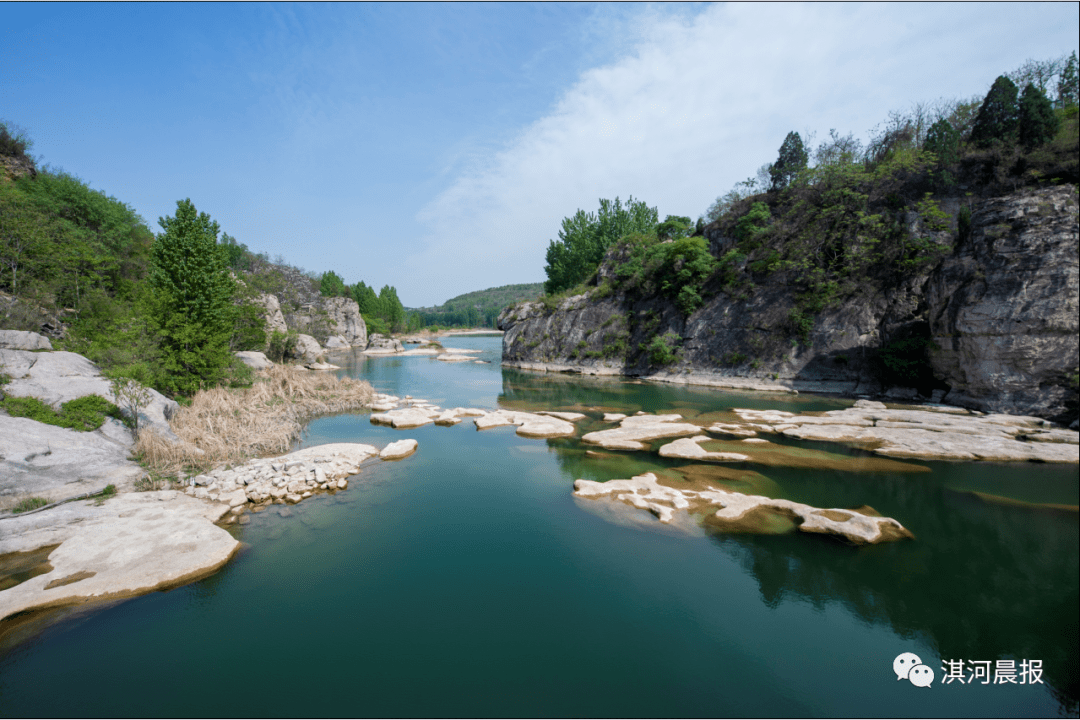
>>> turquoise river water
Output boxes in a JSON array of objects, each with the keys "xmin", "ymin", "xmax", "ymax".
[{"xmin": 0, "ymin": 334, "xmax": 1076, "ymax": 717}]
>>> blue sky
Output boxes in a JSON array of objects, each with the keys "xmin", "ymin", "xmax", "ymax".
[{"xmin": 2, "ymin": 3, "xmax": 1076, "ymax": 307}]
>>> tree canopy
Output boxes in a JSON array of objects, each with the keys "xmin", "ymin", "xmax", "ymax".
[
  {"xmin": 769, "ymin": 131, "xmax": 808, "ymax": 191},
  {"xmin": 970, "ymin": 76, "xmax": 1020, "ymax": 148},
  {"xmin": 1018, "ymin": 83, "xmax": 1060, "ymax": 148}
]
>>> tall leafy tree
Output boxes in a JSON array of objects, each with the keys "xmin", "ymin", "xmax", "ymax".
[
  {"xmin": 1018, "ymin": 83, "xmax": 1061, "ymax": 148},
  {"xmin": 925, "ymin": 118, "xmax": 961, "ymax": 165},
  {"xmin": 352, "ymin": 281, "xmax": 379, "ymax": 315},
  {"xmin": 543, "ymin": 196, "xmax": 658, "ymax": 295},
  {"xmin": 970, "ymin": 76, "xmax": 1019, "ymax": 148},
  {"xmin": 320, "ymin": 270, "xmax": 347, "ymax": 297},
  {"xmin": 769, "ymin": 132, "xmax": 808, "ymax": 191},
  {"xmin": 1057, "ymin": 51, "xmax": 1078, "ymax": 108},
  {"xmin": 149, "ymin": 198, "xmax": 236, "ymax": 395}
]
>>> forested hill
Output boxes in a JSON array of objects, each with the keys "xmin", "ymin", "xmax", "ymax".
[{"xmin": 408, "ymin": 283, "xmax": 543, "ymax": 328}]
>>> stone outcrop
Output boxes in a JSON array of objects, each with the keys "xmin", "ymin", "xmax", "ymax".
[
  {"xmin": 0, "ymin": 348, "xmax": 178, "ymax": 439},
  {"xmin": 365, "ymin": 334, "xmax": 404, "ymax": 354},
  {"xmin": 0, "ymin": 330, "xmax": 53, "ymax": 351},
  {"xmin": 379, "ymin": 439, "xmax": 418, "ymax": 460},
  {"xmin": 234, "ymin": 351, "xmax": 273, "ymax": 370},
  {"xmin": 927, "ymin": 186, "xmax": 1079, "ymax": 421},
  {"xmin": 573, "ymin": 472, "xmax": 913, "ymax": 544},
  {"xmin": 657, "ymin": 436, "xmax": 750, "ymax": 462},
  {"xmin": 290, "ymin": 333, "xmax": 323, "ymax": 363},
  {"xmin": 499, "ymin": 186, "xmax": 1079, "ymax": 423},
  {"xmin": 320, "ymin": 297, "xmax": 367, "ymax": 348},
  {"xmin": 256, "ymin": 293, "xmax": 288, "ymax": 335}
]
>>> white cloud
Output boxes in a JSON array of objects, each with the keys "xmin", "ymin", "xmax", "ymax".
[{"xmin": 403, "ymin": 3, "xmax": 1077, "ymax": 306}]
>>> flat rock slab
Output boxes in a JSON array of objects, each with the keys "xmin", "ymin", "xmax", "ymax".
[
  {"xmin": 0, "ymin": 330, "xmax": 52, "ymax": 351},
  {"xmin": 657, "ymin": 436, "xmax": 750, "ymax": 462},
  {"xmin": 603, "ymin": 413, "xmax": 627, "ymax": 423},
  {"xmin": 0, "ymin": 491, "xmax": 236, "ymax": 622},
  {"xmin": 536, "ymin": 411, "xmax": 587, "ymax": 421},
  {"xmin": 436, "ymin": 354, "xmax": 474, "ymax": 362},
  {"xmin": 581, "ymin": 414, "xmax": 701, "ymax": 451},
  {"xmin": 0, "ymin": 416, "xmax": 143, "ymax": 506},
  {"xmin": 474, "ymin": 410, "xmax": 577, "ymax": 438},
  {"xmin": 379, "ymin": 439, "xmax": 418, "ymax": 460},
  {"xmin": 370, "ymin": 407, "xmax": 438, "ymax": 428},
  {"xmin": 731, "ymin": 406, "xmax": 1079, "ymax": 463},
  {"xmin": 573, "ymin": 473, "xmax": 912, "ymax": 545}
]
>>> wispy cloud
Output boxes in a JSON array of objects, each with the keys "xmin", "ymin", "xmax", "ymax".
[{"xmin": 406, "ymin": 2, "xmax": 1077, "ymax": 305}]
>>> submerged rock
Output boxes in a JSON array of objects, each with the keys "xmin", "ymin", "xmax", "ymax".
[
  {"xmin": 573, "ymin": 473, "xmax": 913, "ymax": 545},
  {"xmin": 657, "ymin": 436, "xmax": 750, "ymax": 462}
]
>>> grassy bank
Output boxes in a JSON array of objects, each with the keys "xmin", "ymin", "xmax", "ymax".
[{"xmin": 135, "ymin": 364, "xmax": 374, "ymax": 477}]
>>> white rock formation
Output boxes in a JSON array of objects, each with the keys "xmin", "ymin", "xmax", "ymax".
[
  {"xmin": 573, "ymin": 473, "xmax": 913, "ymax": 544},
  {"xmin": 0, "ymin": 330, "xmax": 53, "ymax": 351},
  {"xmin": 234, "ymin": 350, "xmax": 273, "ymax": 369},
  {"xmin": 657, "ymin": 436, "xmax": 750, "ymax": 462},
  {"xmin": 256, "ymin": 293, "xmax": 288, "ymax": 334},
  {"xmin": 581, "ymin": 413, "xmax": 702, "ymax": 451},
  {"xmin": 379, "ymin": 439, "xmax": 418, "ymax": 460}
]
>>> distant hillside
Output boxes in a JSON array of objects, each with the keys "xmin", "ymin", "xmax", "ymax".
[{"xmin": 409, "ymin": 283, "xmax": 543, "ymax": 328}]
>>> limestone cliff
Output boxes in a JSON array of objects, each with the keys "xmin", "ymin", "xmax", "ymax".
[{"xmin": 500, "ymin": 186, "xmax": 1079, "ymax": 423}]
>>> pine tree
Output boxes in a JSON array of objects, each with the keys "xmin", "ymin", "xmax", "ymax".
[
  {"xmin": 1058, "ymin": 51, "xmax": 1078, "ymax": 108},
  {"xmin": 769, "ymin": 132, "xmax": 808, "ymax": 191},
  {"xmin": 970, "ymin": 76, "xmax": 1019, "ymax": 148},
  {"xmin": 149, "ymin": 198, "xmax": 236, "ymax": 395},
  {"xmin": 925, "ymin": 118, "xmax": 960, "ymax": 165},
  {"xmin": 1018, "ymin": 83, "xmax": 1060, "ymax": 148}
]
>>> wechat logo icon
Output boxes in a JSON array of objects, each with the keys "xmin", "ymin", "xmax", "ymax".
[{"xmin": 894, "ymin": 652, "xmax": 934, "ymax": 688}]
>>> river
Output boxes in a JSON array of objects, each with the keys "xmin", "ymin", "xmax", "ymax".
[{"xmin": 1, "ymin": 334, "xmax": 1076, "ymax": 717}]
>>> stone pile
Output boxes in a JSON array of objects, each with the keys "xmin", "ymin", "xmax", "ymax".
[
  {"xmin": 183, "ymin": 442, "xmax": 398, "ymax": 514},
  {"xmin": 574, "ymin": 472, "xmax": 913, "ymax": 545}
]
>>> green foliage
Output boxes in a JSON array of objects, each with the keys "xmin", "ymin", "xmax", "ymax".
[
  {"xmin": 544, "ymin": 196, "xmax": 659, "ymax": 295},
  {"xmin": 1018, "ymin": 84, "xmax": 1061, "ymax": 149},
  {"xmin": 266, "ymin": 330, "xmax": 298, "ymax": 363},
  {"xmin": 225, "ymin": 356, "xmax": 255, "ymax": 388},
  {"xmin": 109, "ymin": 375, "xmax": 151, "ymax": 433},
  {"xmin": 925, "ymin": 118, "xmax": 961, "ymax": 176},
  {"xmin": 787, "ymin": 309, "xmax": 814, "ymax": 342},
  {"xmin": 612, "ymin": 234, "xmax": 717, "ymax": 316},
  {"xmin": 656, "ymin": 215, "xmax": 693, "ymax": 241},
  {"xmin": 971, "ymin": 76, "xmax": 1020, "ymax": 148},
  {"xmin": 0, "ymin": 120, "xmax": 33, "ymax": 161},
  {"xmin": 1059, "ymin": 51, "xmax": 1079, "ymax": 108},
  {"xmin": 770, "ymin": 131, "xmax": 808, "ymax": 191},
  {"xmin": 2, "ymin": 393, "xmax": 123, "ymax": 432},
  {"xmin": 319, "ymin": 270, "xmax": 348, "ymax": 298},
  {"xmin": 149, "ymin": 199, "xmax": 237, "ymax": 395},
  {"xmin": 12, "ymin": 497, "xmax": 49, "ymax": 514},
  {"xmin": 735, "ymin": 202, "xmax": 771, "ymax": 243},
  {"xmin": 878, "ymin": 329, "xmax": 938, "ymax": 390},
  {"xmin": 645, "ymin": 332, "xmax": 680, "ymax": 367}
]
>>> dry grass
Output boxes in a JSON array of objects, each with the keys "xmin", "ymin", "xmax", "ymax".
[{"xmin": 134, "ymin": 365, "xmax": 374, "ymax": 477}]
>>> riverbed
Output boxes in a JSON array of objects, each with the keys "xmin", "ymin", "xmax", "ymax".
[{"xmin": 0, "ymin": 335, "xmax": 1076, "ymax": 717}]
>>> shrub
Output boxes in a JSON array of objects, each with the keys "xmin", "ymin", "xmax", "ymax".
[
  {"xmin": 2, "ymin": 394, "xmax": 124, "ymax": 432},
  {"xmin": 266, "ymin": 330, "xmax": 298, "ymax": 363},
  {"xmin": 645, "ymin": 332, "xmax": 680, "ymax": 366},
  {"xmin": 12, "ymin": 497, "xmax": 49, "ymax": 514}
]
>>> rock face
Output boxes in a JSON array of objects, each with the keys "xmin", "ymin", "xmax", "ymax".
[
  {"xmin": 320, "ymin": 297, "xmax": 367, "ymax": 347},
  {"xmin": 499, "ymin": 186, "xmax": 1079, "ymax": 422},
  {"xmin": 0, "ymin": 348, "xmax": 178, "ymax": 438},
  {"xmin": 0, "ymin": 330, "xmax": 53, "ymax": 351},
  {"xmin": 256, "ymin": 293, "xmax": 288, "ymax": 335},
  {"xmin": 927, "ymin": 186, "xmax": 1079, "ymax": 421}
]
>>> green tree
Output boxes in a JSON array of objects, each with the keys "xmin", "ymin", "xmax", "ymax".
[
  {"xmin": 378, "ymin": 285, "xmax": 405, "ymax": 333},
  {"xmin": 656, "ymin": 215, "xmax": 693, "ymax": 241},
  {"xmin": 1058, "ymin": 51, "xmax": 1078, "ymax": 108},
  {"xmin": 543, "ymin": 196, "xmax": 658, "ymax": 295},
  {"xmin": 769, "ymin": 131, "xmax": 808, "ymax": 191},
  {"xmin": 925, "ymin": 118, "xmax": 961, "ymax": 165},
  {"xmin": 149, "ymin": 199, "xmax": 236, "ymax": 396},
  {"xmin": 970, "ymin": 76, "xmax": 1019, "ymax": 148},
  {"xmin": 320, "ymin": 270, "xmax": 347, "ymax": 297},
  {"xmin": 1018, "ymin": 83, "xmax": 1061, "ymax": 148}
]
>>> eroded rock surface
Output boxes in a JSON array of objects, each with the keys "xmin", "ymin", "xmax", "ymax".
[
  {"xmin": 0, "ymin": 348, "xmax": 178, "ymax": 439},
  {"xmin": 657, "ymin": 436, "xmax": 750, "ymax": 462},
  {"xmin": 732, "ymin": 405, "xmax": 1079, "ymax": 462},
  {"xmin": 0, "ymin": 491, "xmax": 237, "ymax": 623},
  {"xmin": 573, "ymin": 473, "xmax": 913, "ymax": 545},
  {"xmin": 380, "ymin": 439, "xmax": 418, "ymax": 460},
  {"xmin": 234, "ymin": 351, "xmax": 273, "ymax": 370},
  {"xmin": 581, "ymin": 414, "xmax": 702, "ymax": 451},
  {"xmin": 321, "ymin": 297, "xmax": 368, "ymax": 347},
  {"xmin": 0, "ymin": 330, "xmax": 52, "ymax": 351}
]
